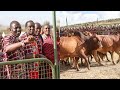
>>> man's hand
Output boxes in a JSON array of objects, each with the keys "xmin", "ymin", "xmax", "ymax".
[{"xmin": 24, "ymin": 35, "xmax": 36, "ymax": 44}]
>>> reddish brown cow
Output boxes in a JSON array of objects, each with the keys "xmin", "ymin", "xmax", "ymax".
[
  {"xmin": 92, "ymin": 34, "xmax": 120, "ymax": 65},
  {"xmin": 83, "ymin": 31, "xmax": 111, "ymax": 62},
  {"xmin": 60, "ymin": 34, "xmax": 102, "ymax": 71}
]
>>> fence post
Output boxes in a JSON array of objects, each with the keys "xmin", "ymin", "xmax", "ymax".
[{"xmin": 52, "ymin": 11, "xmax": 60, "ymax": 79}]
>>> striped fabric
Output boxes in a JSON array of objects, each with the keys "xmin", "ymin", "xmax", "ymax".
[
  {"xmin": 19, "ymin": 33, "xmax": 43, "ymax": 57},
  {"xmin": 34, "ymin": 35, "xmax": 43, "ymax": 55},
  {"xmin": 42, "ymin": 34, "xmax": 60, "ymax": 64},
  {"xmin": 2, "ymin": 34, "xmax": 25, "ymax": 61},
  {"xmin": 19, "ymin": 32, "xmax": 33, "ymax": 56}
]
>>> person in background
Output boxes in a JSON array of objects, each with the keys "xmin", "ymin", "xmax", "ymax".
[
  {"xmin": 42, "ymin": 23, "xmax": 60, "ymax": 64},
  {"xmin": 19, "ymin": 20, "xmax": 44, "ymax": 58},
  {"xmin": 34, "ymin": 22, "xmax": 44, "ymax": 56},
  {"xmin": 42, "ymin": 23, "xmax": 58, "ymax": 63},
  {"xmin": 19, "ymin": 20, "xmax": 46, "ymax": 79}
]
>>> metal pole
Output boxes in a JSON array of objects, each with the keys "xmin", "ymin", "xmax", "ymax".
[
  {"xmin": 52, "ymin": 11, "xmax": 60, "ymax": 79},
  {"xmin": 66, "ymin": 17, "xmax": 68, "ymax": 26},
  {"xmin": 57, "ymin": 20, "xmax": 60, "ymax": 38}
]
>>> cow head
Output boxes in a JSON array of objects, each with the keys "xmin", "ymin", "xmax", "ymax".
[{"xmin": 89, "ymin": 35, "xmax": 103, "ymax": 50}]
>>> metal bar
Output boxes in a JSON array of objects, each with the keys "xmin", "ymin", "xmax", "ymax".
[
  {"xmin": 0, "ymin": 58, "xmax": 52, "ymax": 65},
  {"xmin": 0, "ymin": 58, "xmax": 55, "ymax": 79},
  {"xmin": 66, "ymin": 17, "xmax": 68, "ymax": 26},
  {"xmin": 52, "ymin": 11, "xmax": 60, "ymax": 79}
]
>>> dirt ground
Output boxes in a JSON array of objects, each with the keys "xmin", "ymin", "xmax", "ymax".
[{"xmin": 60, "ymin": 52, "xmax": 120, "ymax": 79}]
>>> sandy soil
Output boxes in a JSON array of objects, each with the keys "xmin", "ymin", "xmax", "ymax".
[{"xmin": 60, "ymin": 52, "xmax": 120, "ymax": 79}]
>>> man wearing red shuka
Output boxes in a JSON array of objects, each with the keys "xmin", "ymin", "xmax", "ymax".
[
  {"xmin": 2, "ymin": 21, "xmax": 35, "ymax": 79},
  {"xmin": 29, "ymin": 22, "xmax": 45, "ymax": 79},
  {"xmin": 19, "ymin": 20, "xmax": 46, "ymax": 79},
  {"xmin": 42, "ymin": 23, "xmax": 60, "ymax": 78}
]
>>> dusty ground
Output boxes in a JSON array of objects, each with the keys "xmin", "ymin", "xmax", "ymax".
[{"xmin": 60, "ymin": 53, "xmax": 120, "ymax": 79}]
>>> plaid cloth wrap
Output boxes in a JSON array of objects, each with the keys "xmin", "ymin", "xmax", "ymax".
[
  {"xmin": 2, "ymin": 34, "xmax": 25, "ymax": 61},
  {"xmin": 19, "ymin": 33, "xmax": 46, "ymax": 79},
  {"xmin": 19, "ymin": 33, "xmax": 43, "ymax": 56},
  {"xmin": 34, "ymin": 35, "xmax": 43, "ymax": 55},
  {"xmin": 19, "ymin": 32, "xmax": 34, "ymax": 56},
  {"xmin": 42, "ymin": 34, "xmax": 60, "ymax": 79},
  {"xmin": 1, "ymin": 34, "xmax": 26, "ymax": 79},
  {"xmin": 42, "ymin": 34, "xmax": 60, "ymax": 64}
]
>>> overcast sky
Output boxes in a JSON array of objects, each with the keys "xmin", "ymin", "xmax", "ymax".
[{"xmin": 0, "ymin": 11, "xmax": 120, "ymax": 26}]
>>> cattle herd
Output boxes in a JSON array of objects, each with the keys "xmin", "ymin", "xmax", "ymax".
[{"xmin": 60, "ymin": 24, "xmax": 120, "ymax": 71}]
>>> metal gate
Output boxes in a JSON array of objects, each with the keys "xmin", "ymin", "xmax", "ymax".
[{"xmin": 0, "ymin": 58, "xmax": 55, "ymax": 79}]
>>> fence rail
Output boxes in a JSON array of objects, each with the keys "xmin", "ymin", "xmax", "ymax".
[{"xmin": 0, "ymin": 58, "xmax": 55, "ymax": 79}]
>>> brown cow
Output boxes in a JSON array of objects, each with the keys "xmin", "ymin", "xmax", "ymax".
[
  {"xmin": 97, "ymin": 51, "xmax": 111, "ymax": 62},
  {"xmin": 73, "ymin": 31, "xmax": 104, "ymax": 65},
  {"xmin": 83, "ymin": 31, "xmax": 119, "ymax": 64},
  {"xmin": 60, "ymin": 34, "xmax": 102, "ymax": 71},
  {"xmin": 83, "ymin": 31, "xmax": 112, "ymax": 62},
  {"xmin": 92, "ymin": 34, "xmax": 120, "ymax": 65}
]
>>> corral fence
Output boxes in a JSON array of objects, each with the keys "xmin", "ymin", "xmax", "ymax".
[{"xmin": 0, "ymin": 58, "xmax": 55, "ymax": 79}]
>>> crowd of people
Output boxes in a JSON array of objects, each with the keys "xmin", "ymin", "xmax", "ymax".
[
  {"xmin": 0, "ymin": 20, "xmax": 60, "ymax": 79},
  {"xmin": 60, "ymin": 24, "xmax": 120, "ymax": 35}
]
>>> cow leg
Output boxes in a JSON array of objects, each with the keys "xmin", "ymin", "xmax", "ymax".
[
  {"xmin": 71, "ymin": 57, "xmax": 76, "ymax": 69},
  {"xmin": 98, "ymin": 52, "xmax": 105, "ymax": 61},
  {"xmin": 80, "ymin": 50, "xmax": 90, "ymax": 70},
  {"xmin": 68, "ymin": 57, "xmax": 72, "ymax": 66},
  {"xmin": 64, "ymin": 59, "xmax": 67, "ymax": 66},
  {"xmin": 75, "ymin": 57, "xmax": 80, "ymax": 71},
  {"xmin": 105, "ymin": 53, "xmax": 110, "ymax": 62},
  {"xmin": 93, "ymin": 50, "xmax": 104, "ymax": 66},
  {"xmin": 72, "ymin": 57, "xmax": 80, "ymax": 71},
  {"xmin": 65, "ymin": 58, "xmax": 70, "ymax": 66},
  {"xmin": 66, "ymin": 57, "xmax": 72, "ymax": 66},
  {"xmin": 81, "ymin": 58, "xmax": 84, "ymax": 66},
  {"xmin": 98, "ymin": 54, "xmax": 102, "ymax": 62},
  {"xmin": 60, "ymin": 59, "xmax": 65, "ymax": 65},
  {"xmin": 88, "ymin": 56, "xmax": 91, "ymax": 64},
  {"xmin": 111, "ymin": 52, "xmax": 116, "ymax": 65},
  {"xmin": 115, "ymin": 51, "xmax": 120, "ymax": 63},
  {"xmin": 90, "ymin": 55, "xmax": 93, "ymax": 61},
  {"xmin": 84, "ymin": 55, "xmax": 90, "ymax": 70},
  {"xmin": 69, "ymin": 57, "xmax": 73, "ymax": 67},
  {"xmin": 71, "ymin": 57, "xmax": 79, "ymax": 70}
]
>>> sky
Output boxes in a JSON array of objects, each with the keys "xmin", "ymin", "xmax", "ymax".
[{"xmin": 0, "ymin": 11, "xmax": 120, "ymax": 26}]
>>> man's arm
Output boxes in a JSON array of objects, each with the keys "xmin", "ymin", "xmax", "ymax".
[
  {"xmin": 5, "ymin": 41, "xmax": 24, "ymax": 53},
  {"xmin": 4, "ymin": 35, "xmax": 35, "ymax": 53}
]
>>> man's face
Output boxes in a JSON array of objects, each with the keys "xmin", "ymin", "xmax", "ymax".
[
  {"xmin": 26, "ymin": 22, "xmax": 35, "ymax": 35},
  {"xmin": 43, "ymin": 25, "xmax": 50, "ymax": 36},
  {"xmin": 35, "ymin": 24, "xmax": 41, "ymax": 36},
  {"xmin": 10, "ymin": 23, "xmax": 21, "ymax": 37}
]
